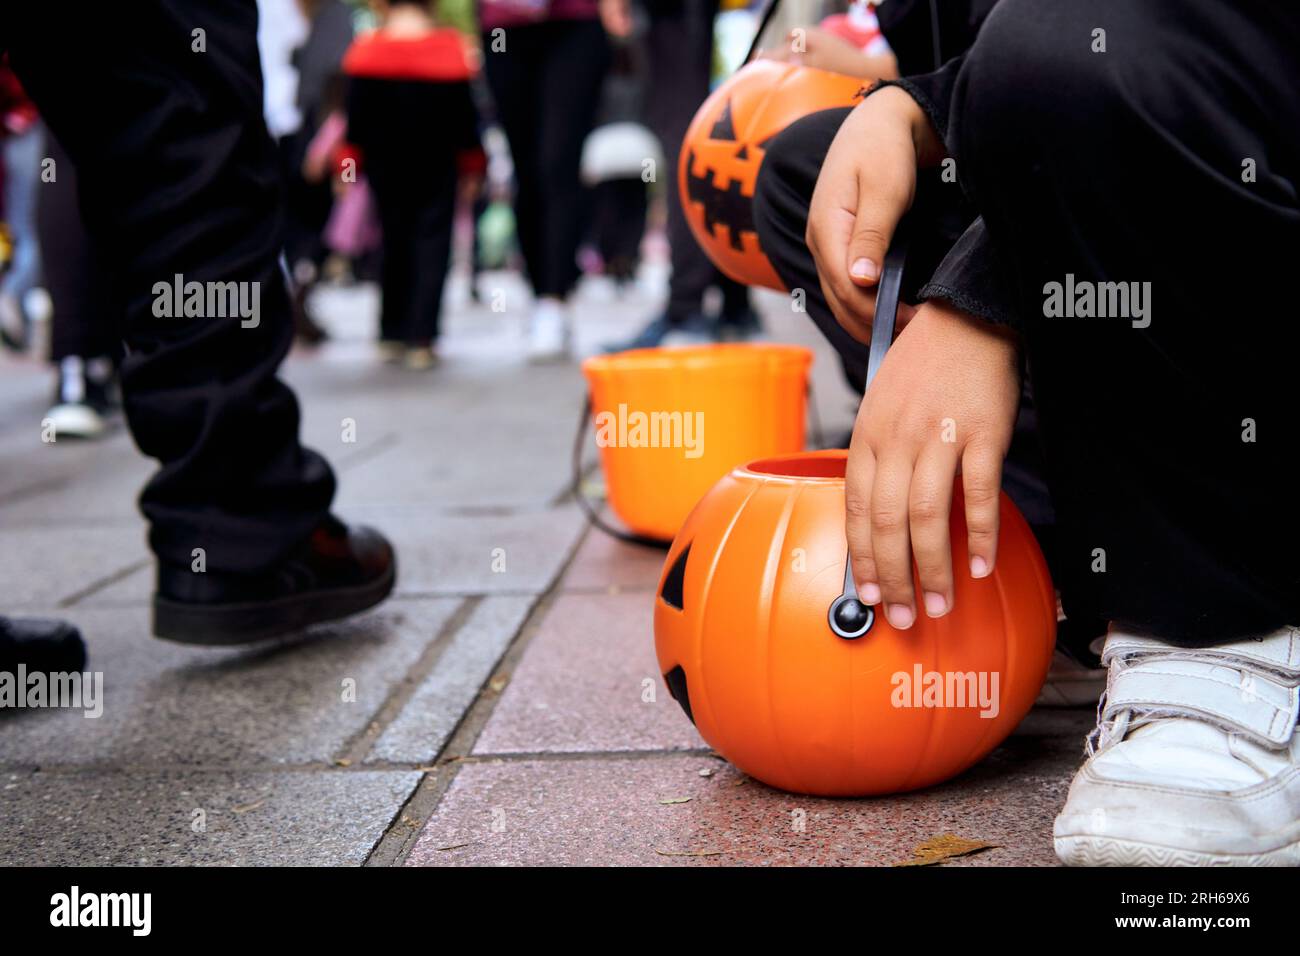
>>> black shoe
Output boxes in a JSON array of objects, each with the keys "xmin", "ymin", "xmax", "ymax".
[
  {"xmin": 152, "ymin": 516, "xmax": 396, "ymax": 646},
  {"xmin": 0, "ymin": 616, "xmax": 87, "ymax": 674}
]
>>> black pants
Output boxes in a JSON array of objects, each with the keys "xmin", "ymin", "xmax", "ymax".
[
  {"xmin": 278, "ymin": 130, "xmax": 334, "ymax": 273},
  {"xmin": 38, "ymin": 132, "xmax": 117, "ymax": 363},
  {"xmin": 483, "ymin": 19, "xmax": 609, "ymax": 299},
  {"xmin": 756, "ymin": 0, "xmax": 1300, "ymax": 644},
  {"xmin": 646, "ymin": 0, "xmax": 749, "ymax": 320},
  {"xmin": 371, "ymin": 168, "xmax": 457, "ymax": 345},
  {"xmin": 3, "ymin": 1, "xmax": 335, "ymax": 575},
  {"xmin": 591, "ymin": 177, "xmax": 648, "ymax": 280}
]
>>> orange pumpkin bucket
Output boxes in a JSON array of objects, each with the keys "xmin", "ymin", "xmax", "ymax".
[
  {"xmin": 580, "ymin": 343, "xmax": 813, "ymax": 542},
  {"xmin": 653, "ymin": 449, "xmax": 1057, "ymax": 796},
  {"xmin": 679, "ymin": 60, "xmax": 868, "ymax": 291},
  {"xmin": 653, "ymin": 240, "xmax": 1055, "ymax": 796}
]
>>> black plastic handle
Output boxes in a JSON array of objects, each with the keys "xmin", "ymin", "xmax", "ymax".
[{"xmin": 828, "ymin": 234, "xmax": 909, "ymax": 639}]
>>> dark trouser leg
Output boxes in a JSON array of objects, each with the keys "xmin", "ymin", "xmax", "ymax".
[
  {"xmin": 38, "ymin": 132, "xmax": 117, "ymax": 362},
  {"xmin": 278, "ymin": 130, "xmax": 332, "ymax": 271},
  {"xmin": 374, "ymin": 184, "xmax": 415, "ymax": 343},
  {"xmin": 956, "ymin": 0, "xmax": 1300, "ymax": 643},
  {"xmin": 718, "ymin": 274, "xmax": 751, "ymax": 320},
  {"xmin": 532, "ymin": 20, "xmax": 609, "ymax": 298},
  {"xmin": 405, "ymin": 175, "xmax": 458, "ymax": 344},
  {"xmin": 646, "ymin": 0, "xmax": 745, "ymax": 320},
  {"xmin": 484, "ymin": 29, "xmax": 544, "ymax": 293},
  {"xmin": 593, "ymin": 178, "xmax": 647, "ymax": 275},
  {"xmin": 3, "ymin": 0, "xmax": 335, "ymax": 575}
]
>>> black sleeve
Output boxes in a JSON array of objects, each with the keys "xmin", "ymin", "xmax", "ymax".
[
  {"xmin": 870, "ymin": 53, "xmax": 964, "ymax": 144},
  {"xmin": 918, "ymin": 216, "xmax": 1021, "ymax": 328},
  {"xmin": 875, "ymin": 0, "xmax": 998, "ymax": 74},
  {"xmin": 866, "ymin": 57, "xmax": 1024, "ymax": 329}
]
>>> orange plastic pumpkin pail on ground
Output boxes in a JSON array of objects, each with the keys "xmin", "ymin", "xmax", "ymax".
[
  {"xmin": 679, "ymin": 60, "xmax": 868, "ymax": 291},
  {"xmin": 654, "ymin": 449, "xmax": 1056, "ymax": 796},
  {"xmin": 581, "ymin": 344, "xmax": 812, "ymax": 542}
]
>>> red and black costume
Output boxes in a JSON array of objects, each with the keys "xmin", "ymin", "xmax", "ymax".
[{"xmin": 343, "ymin": 27, "xmax": 482, "ymax": 346}]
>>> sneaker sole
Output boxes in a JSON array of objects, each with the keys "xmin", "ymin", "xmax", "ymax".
[
  {"xmin": 46, "ymin": 403, "xmax": 107, "ymax": 440},
  {"xmin": 1055, "ymin": 834, "xmax": 1300, "ymax": 867},
  {"xmin": 151, "ymin": 561, "xmax": 396, "ymax": 646}
]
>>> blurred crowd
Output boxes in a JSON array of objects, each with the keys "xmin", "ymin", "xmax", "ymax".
[
  {"xmin": 0, "ymin": 0, "xmax": 905, "ymax": 673},
  {"xmin": 0, "ymin": 0, "xmax": 894, "ymax": 430}
]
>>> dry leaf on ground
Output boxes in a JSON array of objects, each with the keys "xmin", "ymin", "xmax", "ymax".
[{"xmin": 894, "ymin": 833, "xmax": 997, "ymax": 866}]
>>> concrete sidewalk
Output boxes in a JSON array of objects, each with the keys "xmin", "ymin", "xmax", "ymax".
[{"xmin": 0, "ymin": 270, "xmax": 1092, "ymax": 865}]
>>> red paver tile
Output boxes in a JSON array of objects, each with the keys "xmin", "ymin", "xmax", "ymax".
[
  {"xmin": 407, "ymin": 743, "xmax": 1078, "ymax": 866},
  {"xmin": 472, "ymin": 591, "xmax": 704, "ymax": 754},
  {"xmin": 559, "ymin": 528, "xmax": 667, "ymax": 592}
]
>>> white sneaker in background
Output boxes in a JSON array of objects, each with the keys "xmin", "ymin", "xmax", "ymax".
[
  {"xmin": 1054, "ymin": 627, "xmax": 1300, "ymax": 866},
  {"xmin": 526, "ymin": 298, "xmax": 570, "ymax": 362},
  {"xmin": 45, "ymin": 355, "xmax": 107, "ymax": 440}
]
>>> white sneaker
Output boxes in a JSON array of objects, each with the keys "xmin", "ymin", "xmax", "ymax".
[
  {"xmin": 45, "ymin": 401, "xmax": 105, "ymax": 440},
  {"xmin": 1054, "ymin": 627, "xmax": 1300, "ymax": 866},
  {"xmin": 45, "ymin": 357, "xmax": 107, "ymax": 440},
  {"xmin": 526, "ymin": 299, "xmax": 570, "ymax": 362}
]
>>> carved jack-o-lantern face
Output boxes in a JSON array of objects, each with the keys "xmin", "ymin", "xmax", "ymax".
[
  {"xmin": 654, "ymin": 450, "xmax": 1057, "ymax": 797},
  {"xmin": 679, "ymin": 61, "xmax": 867, "ymax": 291}
]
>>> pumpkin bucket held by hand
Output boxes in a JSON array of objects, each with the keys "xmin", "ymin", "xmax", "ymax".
[
  {"xmin": 580, "ymin": 344, "xmax": 812, "ymax": 543},
  {"xmin": 653, "ymin": 244, "xmax": 1055, "ymax": 797},
  {"xmin": 679, "ymin": 59, "xmax": 867, "ymax": 291},
  {"xmin": 653, "ymin": 450, "xmax": 1057, "ymax": 796}
]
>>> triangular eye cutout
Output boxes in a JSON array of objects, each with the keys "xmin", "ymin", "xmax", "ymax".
[
  {"xmin": 660, "ymin": 542, "xmax": 691, "ymax": 610},
  {"xmin": 709, "ymin": 100, "xmax": 737, "ymax": 141},
  {"xmin": 664, "ymin": 666, "xmax": 694, "ymax": 724}
]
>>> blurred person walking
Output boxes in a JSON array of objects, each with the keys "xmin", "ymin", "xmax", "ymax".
[
  {"xmin": 478, "ymin": 0, "xmax": 611, "ymax": 360},
  {"xmin": 344, "ymin": 0, "xmax": 483, "ymax": 368},
  {"xmin": 0, "ymin": 0, "xmax": 395, "ymax": 645},
  {"xmin": 580, "ymin": 31, "xmax": 655, "ymax": 287},
  {"xmin": 283, "ymin": 0, "xmax": 356, "ymax": 342},
  {"xmin": 600, "ymin": 0, "xmax": 758, "ymax": 351},
  {"xmin": 0, "ymin": 61, "xmax": 41, "ymax": 352},
  {"xmin": 37, "ymin": 132, "xmax": 119, "ymax": 439}
]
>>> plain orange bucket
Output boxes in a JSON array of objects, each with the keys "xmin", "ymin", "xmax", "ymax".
[{"xmin": 580, "ymin": 343, "xmax": 813, "ymax": 541}]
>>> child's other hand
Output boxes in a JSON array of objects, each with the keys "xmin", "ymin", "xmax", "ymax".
[{"xmin": 806, "ymin": 86, "xmax": 942, "ymax": 344}]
